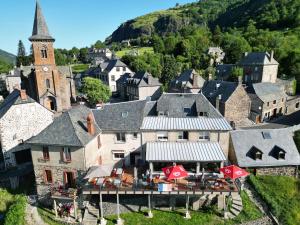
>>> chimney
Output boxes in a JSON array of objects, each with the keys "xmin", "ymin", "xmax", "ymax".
[
  {"xmin": 192, "ymin": 72, "xmax": 198, "ymax": 87},
  {"xmin": 238, "ymin": 75, "xmax": 243, "ymax": 85},
  {"xmin": 270, "ymin": 50, "xmax": 274, "ymax": 60},
  {"xmin": 20, "ymin": 90, "xmax": 27, "ymax": 101},
  {"xmin": 216, "ymin": 94, "xmax": 221, "ymax": 112},
  {"xmin": 87, "ymin": 113, "xmax": 95, "ymax": 135}
]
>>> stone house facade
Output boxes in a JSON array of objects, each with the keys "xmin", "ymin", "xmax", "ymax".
[
  {"xmin": 28, "ymin": 105, "xmax": 101, "ymax": 197},
  {"xmin": 202, "ymin": 80, "xmax": 251, "ymax": 127},
  {"xmin": 229, "ymin": 129, "xmax": 300, "ymax": 177},
  {"xmin": 247, "ymin": 82, "xmax": 287, "ymax": 123},
  {"xmin": 0, "ymin": 89, "xmax": 53, "ymax": 169}
]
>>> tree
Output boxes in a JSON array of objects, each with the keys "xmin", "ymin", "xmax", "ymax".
[
  {"xmin": 16, "ymin": 40, "xmax": 30, "ymax": 67},
  {"xmin": 17, "ymin": 40, "xmax": 26, "ymax": 57},
  {"xmin": 81, "ymin": 77, "xmax": 111, "ymax": 105},
  {"xmin": 94, "ymin": 40, "xmax": 105, "ymax": 49},
  {"xmin": 231, "ymin": 66, "xmax": 244, "ymax": 78},
  {"xmin": 161, "ymin": 55, "xmax": 180, "ymax": 86},
  {"xmin": 152, "ymin": 35, "xmax": 165, "ymax": 53},
  {"xmin": 0, "ymin": 60, "xmax": 13, "ymax": 73},
  {"xmin": 78, "ymin": 48, "xmax": 89, "ymax": 63}
]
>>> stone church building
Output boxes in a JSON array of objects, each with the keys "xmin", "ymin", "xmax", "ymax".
[{"xmin": 20, "ymin": 2, "xmax": 75, "ymax": 112}]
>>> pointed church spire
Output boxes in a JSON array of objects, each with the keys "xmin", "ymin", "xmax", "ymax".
[{"xmin": 29, "ymin": 0, "xmax": 55, "ymax": 41}]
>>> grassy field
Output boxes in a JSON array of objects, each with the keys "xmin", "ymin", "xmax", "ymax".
[
  {"xmin": 249, "ymin": 175, "xmax": 300, "ymax": 225},
  {"xmin": 115, "ymin": 47, "xmax": 154, "ymax": 58},
  {"xmin": 71, "ymin": 64, "xmax": 89, "ymax": 73},
  {"xmin": 37, "ymin": 191, "xmax": 262, "ymax": 225}
]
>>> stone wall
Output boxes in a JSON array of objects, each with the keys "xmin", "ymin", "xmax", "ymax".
[
  {"xmin": 256, "ymin": 166, "xmax": 298, "ymax": 177},
  {"xmin": 224, "ymin": 85, "xmax": 251, "ymax": 125},
  {"xmin": 286, "ymin": 96, "xmax": 300, "ymax": 115},
  {"xmin": 0, "ymin": 102, "xmax": 53, "ymax": 168}
]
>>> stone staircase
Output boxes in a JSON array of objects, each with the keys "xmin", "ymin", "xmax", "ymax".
[
  {"xmin": 82, "ymin": 204, "xmax": 99, "ymax": 225},
  {"xmin": 225, "ymin": 194, "xmax": 243, "ymax": 219}
]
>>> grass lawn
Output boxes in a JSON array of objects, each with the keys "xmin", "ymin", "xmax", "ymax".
[
  {"xmin": 71, "ymin": 64, "xmax": 89, "ymax": 73},
  {"xmin": 249, "ymin": 175, "xmax": 300, "ymax": 225},
  {"xmin": 115, "ymin": 47, "xmax": 154, "ymax": 58},
  {"xmin": 37, "ymin": 191, "xmax": 262, "ymax": 225}
]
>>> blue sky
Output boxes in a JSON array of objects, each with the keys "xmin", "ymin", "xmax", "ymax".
[{"xmin": 0, "ymin": 0, "xmax": 195, "ymax": 55}]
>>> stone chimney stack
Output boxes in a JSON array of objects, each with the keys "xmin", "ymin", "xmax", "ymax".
[
  {"xmin": 215, "ymin": 94, "xmax": 222, "ymax": 112},
  {"xmin": 20, "ymin": 90, "xmax": 27, "ymax": 100},
  {"xmin": 87, "ymin": 113, "xmax": 95, "ymax": 135},
  {"xmin": 270, "ymin": 50, "xmax": 274, "ymax": 60}
]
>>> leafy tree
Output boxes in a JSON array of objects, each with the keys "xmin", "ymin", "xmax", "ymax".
[
  {"xmin": 78, "ymin": 48, "xmax": 89, "ymax": 64},
  {"xmin": 161, "ymin": 55, "xmax": 180, "ymax": 86},
  {"xmin": 231, "ymin": 66, "xmax": 243, "ymax": 78},
  {"xmin": 94, "ymin": 40, "xmax": 105, "ymax": 49},
  {"xmin": 81, "ymin": 77, "xmax": 111, "ymax": 105},
  {"xmin": 0, "ymin": 60, "xmax": 13, "ymax": 73},
  {"xmin": 152, "ymin": 35, "xmax": 165, "ymax": 53},
  {"xmin": 17, "ymin": 40, "xmax": 26, "ymax": 57}
]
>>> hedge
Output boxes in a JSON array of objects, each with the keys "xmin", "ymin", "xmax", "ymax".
[{"xmin": 4, "ymin": 195, "xmax": 26, "ymax": 225}]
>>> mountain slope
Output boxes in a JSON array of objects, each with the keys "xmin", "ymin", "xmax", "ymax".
[
  {"xmin": 0, "ymin": 49, "xmax": 16, "ymax": 65},
  {"xmin": 107, "ymin": 0, "xmax": 300, "ymax": 43}
]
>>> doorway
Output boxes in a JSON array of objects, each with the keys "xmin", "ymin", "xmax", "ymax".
[{"xmin": 64, "ymin": 172, "xmax": 76, "ymax": 188}]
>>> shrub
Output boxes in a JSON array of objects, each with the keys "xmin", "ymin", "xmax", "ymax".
[{"xmin": 4, "ymin": 195, "xmax": 26, "ymax": 225}]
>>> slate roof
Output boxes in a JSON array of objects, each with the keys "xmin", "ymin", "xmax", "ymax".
[
  {"xmin": 216, "ymin": 64, "xmax": 234, "ymax": 80},
  {"xmin": 231, "ymin": 129, "xmax": 300, "ymax": 167},
  {"xmin": 0, "ymin": 89, "xmax": 36, "ymax": 119},
  {"xmin": 157, "ymin": 93, "xmax": 222, "ymax": 118},
  {"xmin": 104, "ymin": 59, "xmax": 127, "ymax": 73},
  {"xmin": 170, "ymin": 69, "xmax": 205, "ymax": 89},
  {"xmin": 28, "ymin": 105, "xmax": 100, "ymax": 147},
  {"xmin": 92, "ymin": 100, "xmax": 150, "ymax": 132},
  {"xmin": 249, "ymin": 82, "xmax": 287, "ymax": 103},
  {"xmin": 202, "ymin": 80, "xmax": 239, "ymax": 103},
  {"xmin": 127, "ymin": 72, "xmax": 161, "ymax": 87},
  {"xmin": 146, "ymin": 142, "xmax": 226, "ymax": 162},
  {"xmin": 29, "ymin": 2, "xmax": 54, "ymax": 41},
  {"xmin": 238, "ymin": 52, "xmax": 279, "ymax": 65},
  {"xmin": 116, "ymin": 73, "xmax": 132, "ymax": 85},
  {"xmin": 84, "ymin": 59, "xmax": 128, "ymax": 76}
]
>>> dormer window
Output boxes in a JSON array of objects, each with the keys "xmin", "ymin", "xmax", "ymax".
[
  {"xmin": 183, "ymin": 108, "xmax": 191, "ymax": 115},
  {"xmin": 278, "ymin": 151, "xmax": 285, "ymax": 160},
  {"xmin": 255, "ymin": 151, "xmax": 262, "ymax": 160}
]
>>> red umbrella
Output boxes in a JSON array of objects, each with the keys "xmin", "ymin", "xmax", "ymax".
[
  {"xmin": 220, "ymin": 165, "xmax": 249, "ymax": 180},
  {"xmin": 162, "ymin": 165, "xmax": 188, "ymax": 180}
]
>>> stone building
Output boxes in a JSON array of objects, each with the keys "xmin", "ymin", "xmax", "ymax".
[
  {"xmin": 88, "ymin": 48, "xmax": 113, "ymax": 66},
  {"xmin": 247, "ymin": 82, "xmax": 287, "ymax": 123},
  {"xmin": 202, "ymin": 80, "xmax": 251, "ymax": 127},
  {"xmin": 238, "ymin": 51, "xmax": 279, "ymax": 84},
  {"xmin": 84, "ymin": 59, "xmax": 132, "ymax": 93},
  {"xmin": 19, "ymin": 2, "xmax": 75, "ymax": 113},
  {"xmin": 117, "ymin": 71, "xmax": 162, "ymax": 101},
  {"xmin": 169, "ymin": 69, "xmax": 205, "ymax": 93},
  {"xmin": 0, "ymin": 89, "xmax": 53, "ymax": 170},
  {"xmin": 229, "ymin": 129, "xmax": 300, "ymax": 177},
  {"xmin": 28, "ymin": 105, "xmax": 101, "ymax": 197}
]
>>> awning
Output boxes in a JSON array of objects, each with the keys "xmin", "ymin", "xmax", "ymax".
[
  {"xmin": 146, "ymin": 142, "xmax": 226, "ymax": 162},
  {"xmin": 84, "ymin": 164, "xmax": 114, "ymax": 179}
]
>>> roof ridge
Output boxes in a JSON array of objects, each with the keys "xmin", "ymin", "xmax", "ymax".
[{"xmin": 66, "ymin": 111, "xmax": 84, "ymax": 146}]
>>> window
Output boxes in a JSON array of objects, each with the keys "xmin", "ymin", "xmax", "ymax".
[
  {"xmin": 255, "ymin": 151, "xmax": 262, "ymax": 160},
  {"xmin": 44, "ymin": 170, "xmax": 53, "ymax": 183},
  {"xmin": 61, "ymin": 147, "xmax": 71, "ymax": 162},
  {"xmin": 183, "ymin": 108, "xmax": 191, "ymax": 114},
  {"xmin": 43, "ymin": 146, "xmax": 50, "ymax": 160},
  {"xmin": 178, "ymin": 131, "xmax": 188, "ymax": 140},
  {"xmin": 157, "ymin": 132, "xmax": 168, "ymax": 141},
  {"xmin": 199, "ymin": 131, "xmax": 210, "ymax": 141},
  {"xmin": 133, "ymin": 132, "xmax": 138, "ymax": 139},
  {"xmin": 123, "ymin": 67, "xmax": 126, "ymax": 72},
  {"xmin": 46, "ymin": 79, "xmax": 50, "ymax": 89},
  {"xmin": 158, "ymin": 111, "xmax": 168, "ymax": 116},
  {"xmin": 116, "ymin": 67, "xmax": 120, "ymax": 72},
  {"xmin": 113, "ymin": 151, "xmax": 125, "ymax": 160},
  {"xmin": 267, "ymin": 102, "xmax": 270, "ymax": 107},
  {"xmin": 199, "ymin": 112, "xmax": 208, "ymax": 117},
  {"xmin": 41, "ymin": 49, "xmax": 48, "ymax": 58},
  {"xmin": 296, "ymin": 103, "xmax": 300, "ymax": 109},
  {"xmin": 111, "ymin": 75, "xmax": 115, "ymax": 81},
  {"xmin": 282, "ymin": 98, "xmax": 284, "ymax": 102},
  {"xmin": 278, "ymin": 151, "xmax": 285, "ymax": 160},
  {"xmin": 116, "ymin": 133, "xmax": 126, "ymax": 142},
  {"xmin": 13, "ymin": 134, "xmax": 17, "ymax": 140},
  {"xmin": 273, "ymin": 100, "xmax": 276, "ymax": 104},
  {"xmin": 262, "ymin": 132, "xmax": 271, "ymax": 139}
]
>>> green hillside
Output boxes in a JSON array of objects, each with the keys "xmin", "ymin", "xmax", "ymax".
[{"xmin": 0, "ymin": 49, "xmax": 16, "ymax": 65}]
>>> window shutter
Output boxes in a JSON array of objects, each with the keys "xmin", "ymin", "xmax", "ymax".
[
  {"xmin": 63, "ymin": 171, "xmax": 67, "ymax": 185},
  {"xmin": 43, "ymin": 170, "xmax": 47, "ymax": 183}
]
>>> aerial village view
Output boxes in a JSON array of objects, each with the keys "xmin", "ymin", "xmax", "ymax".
[{"xmin": 0, "ymin": 0, "xmax": 300, "ymax": 225}]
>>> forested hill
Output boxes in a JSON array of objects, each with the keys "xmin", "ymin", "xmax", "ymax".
[
  {"xmin": 0, "ymin": 49, "xmax": 16, "ymax": 65},
  {"xmin": 107, "ymin": 0, "xmax": 300, "ymax": 43}
]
